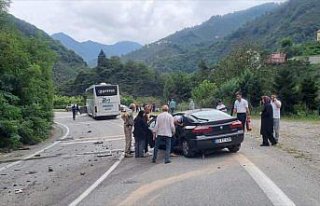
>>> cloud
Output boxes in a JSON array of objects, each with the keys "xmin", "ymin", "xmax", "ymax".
[{"xmin": 9, "ymin": 0, "xmax": 285, "ymax": 45}]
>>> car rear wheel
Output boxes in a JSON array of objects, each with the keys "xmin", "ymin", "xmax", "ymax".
[
  {"xmin": 228, "ymin": 144, "xmax": 241, "ymax": 153},
  {"xmin": 182, "ymin": 140, "xmax": 195, "ymax": 158}
]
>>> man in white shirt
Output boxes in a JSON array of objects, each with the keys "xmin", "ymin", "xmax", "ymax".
[
  {"xmin": 233, "ymin": 92, "xmax": 250, "ymax": 131},
  {"xmin": 152, "ymin": 105, "xmax": 175, "ymax": 164},
  {"xmin": 271, "ymin": 94, "xmax": 282, "ymax": 142}
]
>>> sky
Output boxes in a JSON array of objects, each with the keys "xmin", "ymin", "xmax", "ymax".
[{"xmin": 9, "ymin": 0, "xmax": 285, "ymax": 45}]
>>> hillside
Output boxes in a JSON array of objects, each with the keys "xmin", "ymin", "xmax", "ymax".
[
  {"xmin": 201, "ymin": 0, "xmax": 320, "ymax": 64},
  {"xmin": 52, "ymin": 32, "xmax": 142, "ymax": 67},
  {"xmin": 124, "ymin": 3, "xmax": 279, "ymax": 72},
  {"xmin": 127, "ymin": 0, "xmax": 320, "ymax": 72},
  {"xmin": 6, "ymin": 14, "xmax": 88, "ymax": 87}
]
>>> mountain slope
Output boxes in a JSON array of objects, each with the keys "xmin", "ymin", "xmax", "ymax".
[
  {"xmin": 6, "ymin": 14, "xmax": 88, "ymax": 87},
  {"xmin": 124, "ymin": 3, "xmax": 280, "ymax": 72},
  {"xmin": 192, "ymin": 0, "xmax": 320, "ymax": 67},
  {"xmin": 51, "ymin": 32, "xmax": 142, "ymax": 67}
]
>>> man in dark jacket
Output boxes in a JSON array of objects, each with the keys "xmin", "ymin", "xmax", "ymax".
[
  {"xmin": 260, "ymin": 96, "xmax": 277, "ymax": 146},
  {"xmin": 71, "ymin": 104, "xmax": 79, "ymax": 120}
]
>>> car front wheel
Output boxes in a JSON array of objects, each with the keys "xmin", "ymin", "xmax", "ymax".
[
  {"xmin": 182, "ymin": 140, "xmax": 195, "ymax": 158},
  {"xmin": 228, "ymin": 144, "xmax": 241, "ymax": 153}
]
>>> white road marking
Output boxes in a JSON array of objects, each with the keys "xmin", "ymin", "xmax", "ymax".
[
  {"xmin": 61, "ymin": 138, "xmax": 125, "ymax": 145},
  {"xmin": 71, "ymin": 135, "xmax": 124, "ymax": 142},
  {"xmin": 0, "ymin": 121, "xmax": 70, "ymax": 172},
  {"xmin": 68, "ymin": 154, "xmax": 124, "ymax": 206},
  {"xmin": 235, "ymin": 154, "xmax": 296, "ymax": 206}
]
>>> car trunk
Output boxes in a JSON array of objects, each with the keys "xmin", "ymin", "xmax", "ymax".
[{"xmin": 191, "ymin": 118, "xmax": 241, "ymax": 136}]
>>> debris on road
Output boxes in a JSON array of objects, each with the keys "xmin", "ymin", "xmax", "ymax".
[
  {"xmin": 35, "ymin": 154, "xmax": 41, "ymax": 157},
  {"xmin": 48, "ymin": 166, "xmax": 53, "ymax": 172},
  {"xmin": 14, "ymin": 189, "xmax": 23, "ymax": 194},
  {"xmin": 87, "ymin": 130, "xmax": 92, "ymax": 133},
  {"xmin": 18, "ymin": 147, "xmax": 30, "ymax": 150},
  {"xmin": 80, "ymin": 172, "xmax": 86, "ymax": 176},
  {"xmin": 94, "ymin": 141, "xmax": 103, "ymax": 145},
  {"xmin": 26, "ymin": 171, "xmax": 37, "ymax": 175}
]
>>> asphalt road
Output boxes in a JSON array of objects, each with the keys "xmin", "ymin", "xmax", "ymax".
[{"xmin": 0, "ymin": 112, "xmax": 319, "ymax": 206}]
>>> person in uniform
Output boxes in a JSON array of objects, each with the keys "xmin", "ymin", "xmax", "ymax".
[{"xmin": 121, "ymin": 104, "xmax": 136, "ymax": 158}]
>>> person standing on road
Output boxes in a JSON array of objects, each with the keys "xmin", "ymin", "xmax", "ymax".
[
  {"xmin": 169, "ymin": 99, "xmax": 177, "ymax": 114},
  {"xmin": 143, "ymin": 104, "xmax": 153, "ymax": 156},
  {"xmin": 71, "ymin": 104, "xmax": 79, "ymax": 120},
  {"xmin": 260, "ymin": 96, "xmax": 277, "ymax": 146},
  {"xmin": 271, "ymin": 94, "xmax": 281, "ymax": 143},
  {"xmin": 121, "ymin": 104, "xmax": 136, "ymax": 158},
  {"xmin": 133, "ymin": 111, "xmax": 149, "ymax": 158},
  {"xmin": 233, "ymin": 92, "xmax": 250, "ymax": 131},
  {"xmin": 152, "ymin": 105, "xmax": 175, "ymax": 164}
]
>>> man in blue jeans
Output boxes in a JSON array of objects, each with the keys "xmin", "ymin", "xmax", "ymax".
[{"xmin": 152, "ymin": 105, "xmax": 175, "ymax": 164}]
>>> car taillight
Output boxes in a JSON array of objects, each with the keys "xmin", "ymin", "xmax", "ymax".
[
  {"xmin": 192, "ymin": 126, "xmax": 213, "ymax": 135},
  {"xmin": 230, "ymin": 120, "xmax": 242, "ymax": 129}
]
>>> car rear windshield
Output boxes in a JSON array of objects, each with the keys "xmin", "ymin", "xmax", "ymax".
[
  {"xmin": 95, "ymin": 86, "xmax": 117, "ymax": 96},
  {"xmin": 189, "ymin": 110, "xmax": 232, "ymax": 122}
]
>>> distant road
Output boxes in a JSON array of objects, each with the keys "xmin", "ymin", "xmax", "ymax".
[{"xmin": 0, "ymin": 112, "xmax": 319, "ymax": 206}]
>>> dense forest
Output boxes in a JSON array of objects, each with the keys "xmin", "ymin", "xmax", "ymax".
[{"xmin": 0, "ymin": 0, "xmax": 55, "ymax": 148}]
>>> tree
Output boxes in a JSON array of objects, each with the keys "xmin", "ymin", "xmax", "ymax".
[
  {"xmin": 238, "ymin": 69, "xmax": 263, "ymax": 107},
  {"xmin": 273, "ymin": 65, "xmax": 298, "ymax": 114},
  {"xmin": 300, "ymin": 77, "xmax": 318, "ymax": 113},
  {"xmin": 192, "ymin": 80, "xmax": 218, "ymax": 108},
  {"xmin": 163, "ymin": 72, "xmax": 192, "ymax": 102}
]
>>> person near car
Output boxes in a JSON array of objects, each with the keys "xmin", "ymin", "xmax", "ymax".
[
  {"xmin": 170, "ymin": 115, "xmax": 184, "ymax": 157},
  {"xmin": 271, "ymin": 94, "xmax": 281, "ymax": 143},
  {"xmin": 260, "ymin": 96, "xmax": 277, "ymax": 146},
  {"xmin": 152, "ymin": 105, "xmax": 176, "ymax": 164},
  {"xmin": 143, "ymin": 104, "xmax": 153, "ymax": 156},
  {"xmin": 71, "ymin": 104, "xmax": 79, "ymax": 120},
  {"xmin": 169, "ymin": 99, "xmax": 177, "ymax": 114},
  {"xmin": 121, "ymin": 104, "xmax": 136, "ymax": 158},
  {"xmin": 233, "ymin": 92, "xmax": 250, "ymax": 131},
  {"xmin": 133, "ymin": 111, "xmax": 150, "ymax": 158},
  {"xmin": 216, "ymin": 100, "xmax": 227, "ymax": 112}
]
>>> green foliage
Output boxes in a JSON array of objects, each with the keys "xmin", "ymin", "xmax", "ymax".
[
  {"xmin": 53, "ymin": 95, "xmax": 84, "ymax": 109},
  {"xmin": 192, "ymin": 80, "xmax": 218, "ymax": 108},
  {"xmin": 300, "ymin": 77, "xmax": 318, "ymax": 112},
  {"xmin": 238, "ymin": 70, "xmax": 263, "ymax": 107},
  {"xmin": 70, "ymin": 57, "xmax": 164, "ymax": 98},
  {"xmin": 120, "ymin": 95, "xmax": 135, "ymax": 106},
  {"xmin": 273, "ymin": 64, "xmax": 299, "ymax": 114},
  {"xmin": 163, "ymin": 72, "xmax": 193, "ymax": 102},
  {"xmin": 4, "ymin": 14, "xmax": 88, "ymax": 92},
  {"xmin": 0, "ymin": 15, "xmax": 54, "ymax": 148}
]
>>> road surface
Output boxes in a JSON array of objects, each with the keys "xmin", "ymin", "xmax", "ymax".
[{"xmin": 0, "ymin": 112, "xmax": 319, "ymax": 206}]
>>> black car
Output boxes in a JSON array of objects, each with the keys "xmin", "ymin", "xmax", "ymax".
[{"xmin": 149, "ymin": 109, "xmax": 244, "ymax": 157}]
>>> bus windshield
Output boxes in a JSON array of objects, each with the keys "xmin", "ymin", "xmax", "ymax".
[{"xmin": 95, "ymin": 86, "xmax": 118, "ymax": 96}]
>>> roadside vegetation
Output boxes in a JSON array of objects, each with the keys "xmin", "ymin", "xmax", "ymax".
[{"xmin": 0, "ymin": 0, "xmax": 55, "ymax": 149}]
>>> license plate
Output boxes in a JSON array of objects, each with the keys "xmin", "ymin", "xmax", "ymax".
[{"xmin": 215, "ymin": 137, "xmax": 232, "ymax": 144}]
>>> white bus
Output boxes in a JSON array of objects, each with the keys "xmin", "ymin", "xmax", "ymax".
[{"xmin": 85, "ymin": 83, "xmax": 121, "ymax": 119}]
